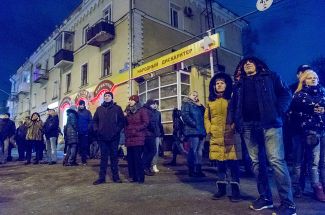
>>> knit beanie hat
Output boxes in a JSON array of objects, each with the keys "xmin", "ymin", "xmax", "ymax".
[
  {"xmin": 129, "ymin": 95, "xmax": 139, "ymax": 103},
  {"xmin": 104, "ymin": 91, "xmax": 114, "ymax": 99}
]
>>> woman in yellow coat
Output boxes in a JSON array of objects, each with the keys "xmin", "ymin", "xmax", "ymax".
[{"xmin": 204, "ymin": 72, "xmax": 241, "ymax": 202}]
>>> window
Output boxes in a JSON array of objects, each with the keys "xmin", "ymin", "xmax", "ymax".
[
  {"xmin": 103, "ymin": 4, "xmax": 112, "ymax": 22},
  {"xmin": 102, "ymin": 50, "xmax": 111, "ymax": 77},
  {"xmin": 81, "ymin": 64, "xmax": 88, "ymax": 86},
  {"xmin": 82, "ymin": 25, "xmax": 89, "ymax": 44},
  {"xmin": 52, "ymin": 81, "xmax": 58, "ymax": 99},
  {"xmin": 170, "ymin": 3, "xmax": 180, "ymax": 28},
  {"xmin": 66, "ymin": 73, "xmax": 71, "ymax": 92}
]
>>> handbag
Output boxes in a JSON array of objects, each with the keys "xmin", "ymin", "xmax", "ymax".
[
  {"xmin": 58, "ymin": 133, "xmax": 65, "ymax": 145},
  {"xmin": 305, "ymin": 131, "xmax": 320, "ymax": 146}
]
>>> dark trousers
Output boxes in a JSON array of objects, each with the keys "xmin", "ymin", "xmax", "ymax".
[
  {"xmin": 142, "ymin": 137, "xmax": 157, "ymax": 170},
  {"xmin": 217, "ymin": 160, "xmax": 240, "ymax": 183},
  {"xmin": 66, "ymin": 143, "xmax": 78, "ymax": 164},
  {"xmin": 79, "ymin": 134, "xmax": 89, "ymax": 164},
  {"xmin": 127, "ymin": 146, "xmax": 144, "ymax": 182},
  {"xmin": 16, "ymin": 139, "xmax": 26, "ymax": 160},
  {"xmin": 26, "ymin": 140, "xmax": 43, "ymax": 162},
  {"xmin": 98, "ymin": 139, "xmax": 119, "ymax": 180}
]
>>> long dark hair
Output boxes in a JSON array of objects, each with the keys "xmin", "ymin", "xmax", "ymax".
[{"xmin": 236, "ymin": 56, "xmax": 270, "ymax": 78}]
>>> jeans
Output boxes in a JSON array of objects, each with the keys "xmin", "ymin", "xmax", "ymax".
[
  {"xmin": 79, "ymin": 134, "xmax": 89, "ymax": 164},
  {"xmin": 98, "ymin": 139, "xmax": 120, "ymax": 180},
  {"xmin": 187, "ymin": 136, "xmax": 204, "ymax": 168},
  {"xmin": 66, "ymin": 143, "xmax": 77, "ymax": 164},
  {"xmin": 152, "ymin": 137, "xmax": 161, "ymax": 166},
  {"xmin": 291, "ymin": 134, "xmax": 307, "ymax": 190},
  {"xmin": 46, "ymin": 137, "xmax": 57, "ymax": 162},
  {"xmin": 242, "ymin": 122, "xmax": 294, "ymax": 206},
  {"xmin": 127, "ymin": 146, "xmax": 144, "ymax": 182},
  {"xmin": 217, "ymin": 160, "xmax": 240, "ymax": 183},
  {"xmin": 1, "ymin": 138, "xmax": 10, "ymax": 163},
  {"xmin": 26, "ymin": 140, "xmax": 43, "ymax": 162},
  {"xmin": 143, "ymin": 137, "xmax": 157, "ymax": 170},
  {"xmin": 306, "ymin": 133, "xmax": 325, "ymax": 186}
]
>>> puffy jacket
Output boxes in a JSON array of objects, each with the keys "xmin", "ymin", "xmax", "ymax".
[
  {"xmin": 43, "ymin": 114, "xmax": 59, "ymax": 139},
  {"xmin": 64, "ymin": 109, "xmax": 78, "ymax": 144},
  {"xmin": 93, "ymin": 101, "xmax": 125, "ymax": 142},
  {"xmin": 26, "ymin": 120, "xmax": 43, "ymax": 141},
  {"xmin": 181, "ymin": 97, "xmax": 206, "ymax": 137},
  {"xmin": 77, "ymin": 108, "xmax": 92, "ymax": 135},
  {"xmin": 124, "ymin": 104, "xmax": 150, "ymax": 147},
  {"xmin": 230, "ymin": 70, "xmax": 291, "ymax": 131},
  {"xmin": 290, "ymin": 85, "xmax": 325, "ymax": 134}
]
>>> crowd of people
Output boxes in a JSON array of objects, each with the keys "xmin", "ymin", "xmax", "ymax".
[{"xmin": 0, "ymin": 56, "xmax": 324, "ymax": 215}]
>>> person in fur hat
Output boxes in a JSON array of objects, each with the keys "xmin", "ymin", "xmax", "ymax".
[{"xmin": 205, "ymin": 72, "xmax": 241, "ymax": 202}]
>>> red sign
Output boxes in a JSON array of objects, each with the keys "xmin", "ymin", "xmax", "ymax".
[
  {"xmin": 75, "ymin": 90, "xmax": 92, "ymax": 105},
  {"xmin": 92, "ymin": 80, "xmax": 115, "ymax": 102},
  {"xmin": 60, "ymin": 96, "xmax": 71, "ymax": 109}
]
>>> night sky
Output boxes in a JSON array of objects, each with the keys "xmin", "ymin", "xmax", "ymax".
[{"xmin": 0, "ymin": 0, "xmax": 324, "ymax": 111}]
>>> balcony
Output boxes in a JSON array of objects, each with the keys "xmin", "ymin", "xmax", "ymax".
[
  {"xmin": 54, "ymin": 49, "xmax": 74, "ymax": 68},
  {"xmin": 54, "ymin": 31, "xmax": 74, "ymax": 69},
  {"xmin": 86, "ymin": 19, "xmax": 115, "ymax": 47},
  {"xmin": 17, "ymin": 82, "xmax": 29, "ymax": 95},
  {"xmin": 33, "ymin": 69, "xmax": 49, "ymax": 83}
]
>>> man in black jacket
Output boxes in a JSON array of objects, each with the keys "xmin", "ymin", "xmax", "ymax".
[
  {"xmin": 230, "ymin": 57, "xmax": 296, "ymax": 215},
  {"xmin": 44, "ymin": 108, "xmax": 59, "ymax": 165},
  {"xmin": 92, "ymin": 92, "xmax": 125, "ymax": 185}
]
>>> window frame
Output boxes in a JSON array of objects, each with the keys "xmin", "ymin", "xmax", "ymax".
[
  {"xmin": 66, "ymin": 73, "xmax": 71, "ymax": 93},
  {"xmin": 103, "ymin": 3, "xmax": 112, "ymax": 22},
  {"xmin": 80, "ymin": 63, "xmax": 88, "ymax": 87},
  {"xmin": 101, "ymin": 49, "xmax": 112, "ymax": 77}
]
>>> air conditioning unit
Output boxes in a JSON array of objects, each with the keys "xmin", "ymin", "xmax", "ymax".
[{"xmin": 184, "ymin": 6, "xmax": 193, "ymax": 18}]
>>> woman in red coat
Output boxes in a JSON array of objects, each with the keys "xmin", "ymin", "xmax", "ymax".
[{"xmin": 124, "ymin": 95, "xmax": 150, "ymax": 183}]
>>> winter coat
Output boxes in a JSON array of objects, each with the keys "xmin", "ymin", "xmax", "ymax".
[
  {"xmin": 0, "ymin": 118, "xmax": 12, "ymax": 140},
  {"xmin": 143, "ymin": 104, "xmax": 164, "ymax": 138},
  {"xmin": 93, "ymin": 101, "xmax": 125, "ymax": 142},
  {"xmin": 26, "ymin": 120, "xmax": 43, "ymax": 141},
  {"xmin": 124, "ymin": 104, "xmax": 150, "ymax": 147},
  {"xmin": 172, "ymin": 109, "xmax": 184, "ymax": 141},
  {"xmin": 181, "ymin": 97, "xmax": 206, "ymax": 137},
  {"xmin": 64, "ymin": 109, "xmax": 79, "ymax": 144},
  {"xmin": 230, "ymin": 70, "xmax": 292, "ymax": 131},
  {"xmin": 43, "ymin": 114, "xmax": 59, "ymax": 139},
  {"xmin": 290, "ymin": 85, "xmax": 325, "ymax": 134},
  {"xmin": 205, "ymin": 99, "xmax": 241, "ymax": 161},
  {"xmin": 16, "ymin": 124, "xmax": 28, "ymax": 141},
  {"xmin": 77, "ymin": 108, "xmax": 92, "ymax": 135}
]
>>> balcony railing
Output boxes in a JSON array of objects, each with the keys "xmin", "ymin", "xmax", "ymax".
[
  {"xmin": 54, "ymin": 49, "xmax": 74, "ymax": 68},
  {"xmin": 33, "ymin": 69, "xmax": 49, "ymax": 83},
  {"xmin": 86, "ymin": 19, "xmax": 115, "ymax": 47}
]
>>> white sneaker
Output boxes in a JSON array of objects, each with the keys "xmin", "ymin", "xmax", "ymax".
[{"xmin": 152, "ymin": 165, "xmax": 159, "ymax": 173}]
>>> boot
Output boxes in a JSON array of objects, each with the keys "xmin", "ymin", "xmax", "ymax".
[
  {"xmin": 113, "ymin": 175, "xmax": 122, "ymax": 183},
  {"xmin": 212, "ymin": 182, "xmax": 227, "ymax": 200},
  {"xmin": 293, "ymin": 185, "xmax": 302, "ymax": 198},
  {"xmin": 313, "ymin": 183, "xmax": 325, "ymax": 202},
  {"xmin": 230, "ymin": 182, "xmax": 241, "ymax": 202},
  {"xmin": 195, "ymin": 165, "xmax": 206, "ymax": 177}
]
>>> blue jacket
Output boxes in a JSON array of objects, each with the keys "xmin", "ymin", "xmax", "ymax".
[
  {"xmin": 77, "ymin": 108, "xmax": 92, "ymax": 135},
  {"xmin": 181, "ymin": 97, "xmax": 206, "ymax": 137},
  {"xmin": 43, "ymin": 114, "xmax": 59, "ymax": 139},
  {"xmin": 230, "ymin": 70, "xmax": 291, "ymax": 131}
]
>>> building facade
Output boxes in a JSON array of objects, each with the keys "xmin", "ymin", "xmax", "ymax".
[{"xmin": 8, "ymin": 0, "xmax": 246, "ymax": 135}]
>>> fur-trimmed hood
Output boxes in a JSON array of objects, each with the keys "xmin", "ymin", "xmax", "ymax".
[{"xmin": 209, "ymin": 72, "xmax": 233, "ymax": 101}]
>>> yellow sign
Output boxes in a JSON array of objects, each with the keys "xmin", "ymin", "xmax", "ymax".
[{"xmin": 132, "ymin": 33, "xmax": 220, "ymax": 79}]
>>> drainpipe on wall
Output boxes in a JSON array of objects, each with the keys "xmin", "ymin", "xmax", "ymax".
[
  {"xmin": 128, "ymin": 0, "xmax": 134, "ymax": 96},
  {"xmin": 28, "ymin": 62, "xmax": 33, "ymax": 116}
]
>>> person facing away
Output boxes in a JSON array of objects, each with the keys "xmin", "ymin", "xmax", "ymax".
[
  {"xmin": 77, "ymin": 100, "xmax": 92, "ymax": 165},
  {"xmin": 230, "ymin": 57, "xmax": 296, "ymax": 215},
  {"xmin": 43, "ymin": 108, "xmax": 59, "ymax": 165},
  {"xmin": 181, "ymin": 91, "xmax": 206, "ymax": 177},
  {"xmin": 205, "ymin": 72, "xmax": 242, "ymax": 202},
  {"xmin": 92, "ymin": 92, "xmax": 125, "ymax": 185},
  {"xmin": 290, "ymin": 70, "xmax": 325, "ymax": 202},
  {"xmin": 2, "ymin": 113, "xmax": 16, "ymax": 162},
  {"xmin": 25, "ymin": 112, "xmax": 44, "ymax": 165},
  {"xmin": 124, "ymin": 95, "xmax": 149, "ymax": 183},
  {"xmin": 15, "ymin": 119, "xmax": 28, "ymax": 161},
  {"xmin": 63, "ymin": 105, "xmax": 79, "ymax": 166}
]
